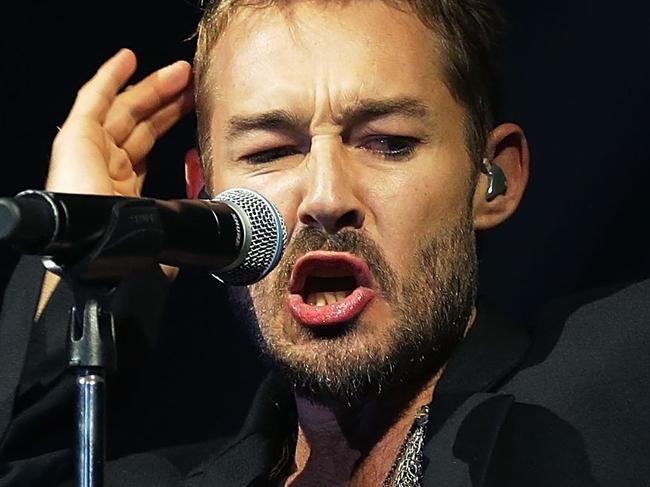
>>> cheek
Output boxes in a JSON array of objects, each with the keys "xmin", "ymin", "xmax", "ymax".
[
  {"xmin": 368, "ymin": 167, "xmax": 470, "ymax": 275},
  {"xmin": 210, "ymin": 167, "xmax": 304, "ymax": 235}
]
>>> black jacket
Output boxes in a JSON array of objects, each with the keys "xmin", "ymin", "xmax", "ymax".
[{"xmin": 1, "ymin": 258, "xmax": 649, "ymax": 486}]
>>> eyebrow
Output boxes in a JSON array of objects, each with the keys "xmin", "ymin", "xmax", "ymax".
[
  {"xmin": 225, "ymin": 97, "xmax": 431, "ymax": 141},
  {"xmin": 338, "ymin": 97, "xmax": 430, "ymax": 125},
  {"xmin": 226, "ymin": 110, "xmax": 305, "ymax": 141}
]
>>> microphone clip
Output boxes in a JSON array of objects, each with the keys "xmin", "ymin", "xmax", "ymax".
[{"xmin": 43, "ymin": 197, "xmax": 165, "ymax": 284}]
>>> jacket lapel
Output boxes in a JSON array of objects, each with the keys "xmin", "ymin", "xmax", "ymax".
[
  {"xmin": 423, "ymin": 392, "xmax": 515, "ymax": 487},
  {"xmin": 183, "ymin": 373, "xmax": 296, "ymax": 487},
  {"xmin": 422, "ymin": 302, "xmax": 530, "ymax": 486}
]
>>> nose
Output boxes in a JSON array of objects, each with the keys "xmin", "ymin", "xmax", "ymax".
[{"xmin": 297, "ymin": 140, "xmax": 365, "ymax": 233}]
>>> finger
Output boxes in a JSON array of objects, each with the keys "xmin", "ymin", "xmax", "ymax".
[
  {"xmin": 111, "ymin": 174, "xmax": 147, "ymax": 198},
  {"xmin": 119, "ymin": 87, "xmax": 194, "ymax": 165},
  {"xmin": 106, "ymin": 147, "xmax": 134, "ymax": 183},
  {"xmin": 109, "ymin": 158, "xmax": 148, "ymax": 197},
  {"xmin": 104, "ymin": 60, "xmax": 192, "ymax": 145},
  {"xmin": 68, "ymin": 49, "xmax": 137, "ymax": 122}
]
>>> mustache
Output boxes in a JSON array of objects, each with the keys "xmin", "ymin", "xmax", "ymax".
[{"xmin": 275, "ymin": 227, "xmax": 397, "ymax": 296}]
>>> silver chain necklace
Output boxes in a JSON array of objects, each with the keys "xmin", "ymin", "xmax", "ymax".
[{"xmin": 382, "ymin": 404, "xmax": 430, "ymax": 487}]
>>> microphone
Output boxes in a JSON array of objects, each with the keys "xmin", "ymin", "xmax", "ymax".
[{"xmin": 0, "ymin": 188, "xmax": 287, "ymax": 285}]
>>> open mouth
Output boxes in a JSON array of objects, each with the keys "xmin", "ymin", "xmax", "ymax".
[
  {"xmin": 302, "ymin": 275, "xmax": 357, "ymax": 305},
  {"xmin": 287, "ymin": 251, "xmax": 377, "ymax": 326}
]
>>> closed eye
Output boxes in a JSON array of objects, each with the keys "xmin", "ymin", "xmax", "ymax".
[
  {"xmin": 359, "ymin": 136, "xmax": 419, "ymax": 160},
  {"xmin": 241, "ymin": 146, "xmax": 302, "ymax": 165}
]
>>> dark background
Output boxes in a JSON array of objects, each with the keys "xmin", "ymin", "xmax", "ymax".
[
  {"xmin": 2, "ymin": 0, "xmax": 650, "ymax": 317},
  {"xmin": 0, "ymin": 0, "xmax": 649, "ymax": 454}
]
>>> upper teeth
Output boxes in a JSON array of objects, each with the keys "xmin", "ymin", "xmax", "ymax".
[{"xmin": 306, "ymin": 291, "xmax": 349, "ymax": 306}]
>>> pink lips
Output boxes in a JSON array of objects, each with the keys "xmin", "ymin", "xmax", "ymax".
[{"xmin": 287, "ymin": 251, "xmax": 377, "ymax": 327}]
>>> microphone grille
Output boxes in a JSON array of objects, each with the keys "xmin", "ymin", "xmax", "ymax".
[{"xmin": 213, "ymin": 188, "xmax": 287, "ymax": 285}]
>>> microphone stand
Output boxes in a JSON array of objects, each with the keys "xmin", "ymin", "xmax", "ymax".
[
  {"xmin": 67, "ymin": 288, "xmax": 116, "ymax": 487},
  {"xmin": 44, "ymin": 198, "xmax": 165, "ymax": 487}
]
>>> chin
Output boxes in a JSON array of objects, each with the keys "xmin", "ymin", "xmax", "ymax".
[{"xmin": 257, "ymin": 310, "xmax": 424, "ymax": 405}]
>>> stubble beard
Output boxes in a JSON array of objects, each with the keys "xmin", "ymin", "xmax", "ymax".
[{"xmin": 232, "ymin": 211, "xmax": 478, "ymax": 406}]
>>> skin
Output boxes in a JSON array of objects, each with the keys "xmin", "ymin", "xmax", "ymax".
[{"xmin": 42, "ymin": 1, "xmax": 529, "ymax": 484}]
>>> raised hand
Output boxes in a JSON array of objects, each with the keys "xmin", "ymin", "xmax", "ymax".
[
  {"xmin": 46, "ymin": 48, "xmax": 193, "ymax": 197},
  {"xmin": 35, "ymin": 49, "xmax": 193, "ymax": 308}
]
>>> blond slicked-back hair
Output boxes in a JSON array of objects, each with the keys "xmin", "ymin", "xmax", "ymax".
[{"xmin": 194, "ymin": 0, "xmax": 504, "ymax": 181}]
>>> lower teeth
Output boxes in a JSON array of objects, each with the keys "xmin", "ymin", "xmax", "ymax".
[{"xmin": 307, "ymin": 291, "xmax": 350, "ymax": 306}]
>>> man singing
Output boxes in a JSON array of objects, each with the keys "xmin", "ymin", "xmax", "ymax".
[{"xmin": 1, "ymin": 0, "xmax": 649, "ymax": 486}]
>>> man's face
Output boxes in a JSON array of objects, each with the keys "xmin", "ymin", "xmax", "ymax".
[{"xmin": 205, "ymin": 1, "xmax": 479, "ymax": 403}]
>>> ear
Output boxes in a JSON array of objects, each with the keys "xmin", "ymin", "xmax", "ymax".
[
  {"xmin": 184, "ymin": 148, "xmax": 206, "ymax": 199},
  {"xmin": 472, "ymin": 123, "xmax": 530, "ymax": 230}
]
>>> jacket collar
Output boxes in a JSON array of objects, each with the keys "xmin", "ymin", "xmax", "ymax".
[
  {"xmin": 184, "ymin": 372, "xmax": 296, "ymax": 486},
  {"xmin": 422, "ymin": 301, "xmax": 531, "ymax": 486}
]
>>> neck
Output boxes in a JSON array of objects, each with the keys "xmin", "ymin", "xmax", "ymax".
[{"xmin": 285, "ymin": 369, "xmax": 443, "ymax": 487}]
